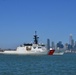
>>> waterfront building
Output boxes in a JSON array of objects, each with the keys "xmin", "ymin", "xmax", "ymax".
[
  {"xmin": 69, "ymin": 34, "xmax": 75, "ymax": 50},
  {"xmin": 69, "ymin": 34, "xmax": 74, "ymax": 47},
  {"xmin": 51, "ymin": 41, "xmax": 55, "ymax": 49},
  {"xmin": 56, "ymin": 41, "xmax": 64, "ymax": 48},
  {"xmin": 73, "ymin": 41, "xmax": 76, "ymax": 51},
  {"xmin": 69, "ymin": 34, "xmax": 72, "ymax": 45},
  {"xmin": 47, "ymin": 39, "xmax": 50, "ymax": 50},
  {"xmin": 65, "ymin": 43, "xmax": 68, "ymax": 50}
]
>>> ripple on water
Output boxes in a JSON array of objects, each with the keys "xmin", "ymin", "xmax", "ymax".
[{"xmin": 0, "ymin": 54, "xmax": 76, "ymax": 75}]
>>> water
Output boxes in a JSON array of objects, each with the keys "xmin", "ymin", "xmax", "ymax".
[{"xmin": 0, "ymin": 54, "xmax": 76, "ymax": 75}]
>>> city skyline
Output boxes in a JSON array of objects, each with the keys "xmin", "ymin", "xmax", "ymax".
[{"xmin": 0, "ymin": 0, "xmax": 76, "ymax": 48}]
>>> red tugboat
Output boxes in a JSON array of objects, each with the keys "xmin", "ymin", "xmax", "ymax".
[{"xmin": 48, "ymin": 48, "xmax": 55, "ymax": 55}]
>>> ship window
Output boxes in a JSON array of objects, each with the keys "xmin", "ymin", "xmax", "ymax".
[
  {"xmin": 42, "ymin": 45, "xmax": 45, "ymax": 47},
  {"xmin": 26, "ymin": 46, "xmax": 31, "ymax": 51},
  {"xmin": 38, "ymin": 47, "xmax": 41, "ymax": 49},
  {"xmin": 33, "ymin": 47, "xmax": 36, "ymax": 49}
]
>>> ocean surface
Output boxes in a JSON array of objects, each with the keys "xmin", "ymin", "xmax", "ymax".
[{"xmin": 0, "ymin": 53, "xmax": 76, "ymax": 75}]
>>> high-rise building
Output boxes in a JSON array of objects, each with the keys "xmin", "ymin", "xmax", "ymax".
[
  {"xmin": 47, "ymin": 39, "xmax": 50, "ymax": 50},
  {"xmin": 71, "ymin": 39, "xmax": 74, "ymax": 47},
  {"xmin": 69, "ymin": 34, "xmax": 74, "ymax": 46},
  {"xmin": 74, "ymin": 41, "xmax": 76, "ymax": 51},
  {"xmin": 75, "ymin": 41, "xmax": 76, "ymax": 46},
  {"xmin": 51, "ymin": 41, "xmax": 55, "ymax": 49},
  {"xmin": 69, "ymin": 34, "xmax": 74, "ymax": 50},
  {"xmin": 69, "ymin": 34, "xmax": 73, "ymax": 45},
  {"xmin": 65, "ymin": 43, "xmax": 68, "ymax": 50}
]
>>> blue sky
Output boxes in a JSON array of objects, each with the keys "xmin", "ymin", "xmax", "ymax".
[{"xmin": 0, "ymin": 0, "xmax": 76, "ymax": 49}]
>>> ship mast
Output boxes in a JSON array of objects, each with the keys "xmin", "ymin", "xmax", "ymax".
[{"xmin": 33, "ymin": 31, "xmax": 39, "ymax": 44}]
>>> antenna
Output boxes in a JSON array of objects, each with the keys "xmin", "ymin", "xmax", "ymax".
[
  {"xmin": 33, "ymin": 31, "xmax": 39, "ymax": 44},
  {"xmin": 35, "ymin": 31, "xmax": 37, "ymax": 35}
]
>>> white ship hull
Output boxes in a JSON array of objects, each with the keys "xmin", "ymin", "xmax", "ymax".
[
  {"xmin": 0, "ymin": 50, "xmax": 48, "ymax": 55},
  {"xmin": 0, "ymin": 46, "xmax": 48, "ymax": 55},
  {"xmin": 53, "ymin": 48, "xmax": 64, "ymax": 55},
  {"xmin": 53, "ymin": 52, "xmax": 64, "ymax": 55}
]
